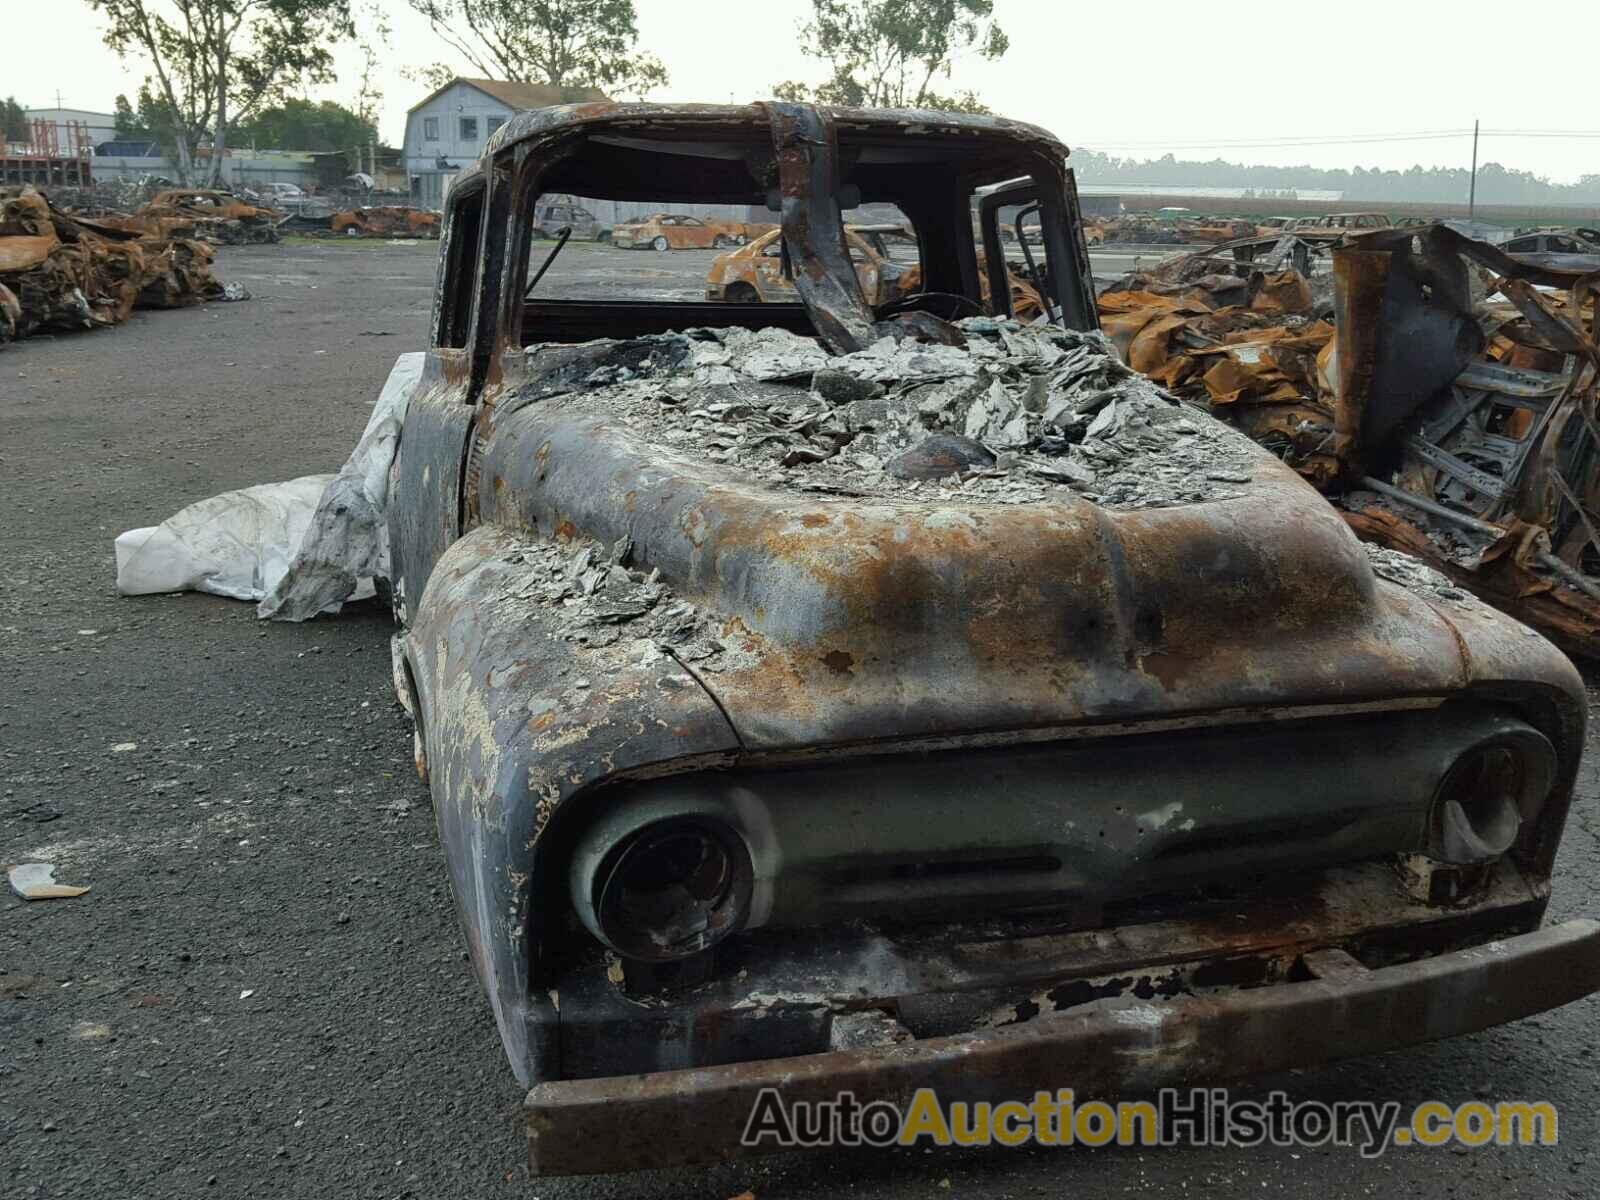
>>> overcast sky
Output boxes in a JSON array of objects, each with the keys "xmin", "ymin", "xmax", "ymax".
[{"xmin": 13, "ymin": 0, "xmax": 1600, "ymax": 182}]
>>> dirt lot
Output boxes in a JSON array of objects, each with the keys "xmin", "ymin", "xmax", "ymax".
[{"xmin": 3, "ymin": 240, "xmax": 1600, "ymax": 1199}]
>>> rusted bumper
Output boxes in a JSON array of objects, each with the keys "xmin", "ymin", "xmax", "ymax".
[{"xmin": 524, "ymin": 919, "xmax": 1600, "ymax": 1175}]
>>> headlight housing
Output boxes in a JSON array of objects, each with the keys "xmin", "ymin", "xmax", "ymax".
[
  {"xmin": 575, "ymin": 816, "xmax": 753, "ymax": 962},
  {"xmin": 1430, "ymin": 727, "xmax": 1557, "ymax": 864}
]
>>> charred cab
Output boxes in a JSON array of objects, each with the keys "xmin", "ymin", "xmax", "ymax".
[{"xmin": 387, "ymin": 101, "xmax": 1600, "ymax": 1175}]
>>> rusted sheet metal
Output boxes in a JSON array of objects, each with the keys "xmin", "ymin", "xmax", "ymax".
[
  {"xmin": 386, "ymin": 352, "xmax": 476, "ymax": 622},
  {"xmin": 525, "ymin": 919, "xmax": 1600, "ymax": 1174},
  {"xmin": 401, "ymin": 523, "xmax": 742, "ymax": 1085},
  {"xmin": 0, "ymin": 281, "xmax": 18, "ymax": 344},
  {"xmin": 764, "ymin": 102, "xmax": 876, "ymax": 354},
  {"xmin": 491, "ymin": 100, "xmax": 1070, "ymax": 170},
  {"xmin": 0, "ymin": 187, "xmax": 229, "ymax": 345},
  {"xmin": 472, "ymin": 388, "xmax": 1556, "ymax": 756},
  {"xmin": 550, "ymin": 860, "xmax": 1547, "ymax": 1080}
]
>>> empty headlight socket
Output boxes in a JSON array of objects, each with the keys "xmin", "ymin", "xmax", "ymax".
[{"xmin": 1402, "ymin": 723, "xmax": 1558, "ymax": 905}]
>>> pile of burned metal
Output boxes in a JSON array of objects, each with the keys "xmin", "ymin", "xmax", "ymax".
[
  {"xmin": 85, "ymin": 188, "xmax": 286, "ymax": 246},
  {"xmin": 0, "ymin": 187, "xmax": 240, "ymax": 348},
  {"xmin": 1084, "ymin": 215, "xmax": 1266, "ymax": 247},
  {"xmin": 1102, "ymin": 224, "xmax": 1600, "ymax": 659}
]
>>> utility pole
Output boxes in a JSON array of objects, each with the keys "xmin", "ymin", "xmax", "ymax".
[{"xmin": 1468, "ymin": 119, "xmax": 1480, "ymax": 221}]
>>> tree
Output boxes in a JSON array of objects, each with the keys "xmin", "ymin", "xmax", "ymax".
[
  {"xmin": 773, "ymin": 0, "xmax": 1007, "ymax": 113},
  {"xmin": 2, "ymin": 97, "xmax": 28, "ymax": 144},
  {"xmin": 112, "ymin": 94, "xmax": 148, "ymax": 139},
  {"xmin": 234, "ymin": 98, "xmax": 377, "ymax": 152},
  {"xmin": 405, "ymin": 0, "xmax": 667, "ymax": 98},
  {"xmin": 88, "ymin": 0, "xmax": 353, "ymax": 185},
  {"xmin": 350, "ymin": 0, "xmax": 391, "ymax": 127}
]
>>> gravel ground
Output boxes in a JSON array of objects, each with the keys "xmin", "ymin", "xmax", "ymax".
[{"xmin": 3, "ymin": 240, "xmax": 1599, "ymax": 1199}]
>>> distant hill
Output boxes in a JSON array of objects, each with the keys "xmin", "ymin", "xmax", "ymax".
[{"xmin": 1071, "ymin": 148, "xmax": 1600, "ymax": 207}]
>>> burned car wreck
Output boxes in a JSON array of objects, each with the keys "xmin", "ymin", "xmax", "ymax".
[{"xmin": 383, "ymin": 102, "xmax": 1600, "ymax": 1174}]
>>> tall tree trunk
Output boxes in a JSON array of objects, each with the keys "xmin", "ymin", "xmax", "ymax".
[
  {"xmin": 172, "ymin": 131, "xmax": 195, "ymax": 186},
  {"xmin": 209, "ymin": 41, "xmax": 229, "ymax": 188}
]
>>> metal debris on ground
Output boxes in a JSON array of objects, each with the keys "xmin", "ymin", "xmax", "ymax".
[
  {"xmin": 1330, "ymin": 224, "xmax": 1600, "ymax": 658},
  {"xmin": 1104, "ymin": 222, "xmax": 1600, "ymax": 658},
  {"xmin": 0, "ymin": 187, "xmax": 241, "ymax": 348},
  {"xmin": 125, "ymin": 188, "xmax": 284, "ymax": 246}
]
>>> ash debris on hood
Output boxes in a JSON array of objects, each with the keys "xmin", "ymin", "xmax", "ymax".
[
  {"xmin": 497, "ymin": 534, "xmax": 733, "ymax": 670},
  {"xmin": 530, "ymin": 319, "xmax": 1266, "ymax": 509},
  {"xmin": 1360, "ymin": 544, "xmax": 1487, "ymax": 615}
]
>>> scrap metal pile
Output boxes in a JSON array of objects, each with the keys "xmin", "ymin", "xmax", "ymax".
[
  {"xmin": 1100, "ymin": 224, "xmax": 1600, "ymax": 657},
  {"xmin": 89, "ymin": 188, "xmax": 285, "ymax": 246},
  {"xmin": 0, "ymin": 187, "xmax": 238, "ymax": 347},
  {"xmin": 1085, "ymin": 216, "xmax": 1264, "ymax": 246}
]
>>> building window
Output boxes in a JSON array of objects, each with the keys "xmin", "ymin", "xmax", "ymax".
[
  {"xmin": 423, "ymin": 117, "xmax": 439, "ymax": 141},
  {"xmin": 460, "ymin": 116, "xmax": 479, "ymax": 141},
  {"xmin": 486, "ymin": 115, "xmax": 505, "ymax": 136}
]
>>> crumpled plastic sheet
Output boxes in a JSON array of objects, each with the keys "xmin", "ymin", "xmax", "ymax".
[
  {"xmin": 257, "ymin": 353, "xmax": 424, "ymax": 620},
  {"xmin": 114, "ymin": 353, "xmax": 425, "ymax": 617}
]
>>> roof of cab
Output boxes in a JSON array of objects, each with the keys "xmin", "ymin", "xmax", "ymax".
[{"xmin": 478, "ymin": 101, "xmax": 1069, "ymax": 168}]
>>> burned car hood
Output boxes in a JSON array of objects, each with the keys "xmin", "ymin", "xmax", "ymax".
[{"xmin": 472, "ymin": 322, "xmax": 1562, "ymax": 751}]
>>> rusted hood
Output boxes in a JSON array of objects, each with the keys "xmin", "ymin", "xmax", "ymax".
[{"xmin": 477, "ymin": 404, "xmax": 1477, "ymax": 751}]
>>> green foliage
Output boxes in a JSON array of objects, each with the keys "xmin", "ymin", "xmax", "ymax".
[
  {"xmin": 774, "ymin": 0, "xmax": 1005, "ymax": 112},
  {"xmin": 234, "ymin": 98, "xmax": 377, "ymax": 151},
  {"xmin": 88, "ymin": 0, "xmax": 354, "ymax": 181},
  {"xmin": 406, "ymin": 0, "xmax": 667, "ymax": 98},
  {"xmin": 2, "ymin": 96, "xmax": 28, "ymax": 143}
]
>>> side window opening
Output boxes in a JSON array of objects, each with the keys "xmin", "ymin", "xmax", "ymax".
[{"xmin": 438, "ymin": 185, "xmax": 485, "ymax": 349}]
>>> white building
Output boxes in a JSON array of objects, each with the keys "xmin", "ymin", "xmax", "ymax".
[
  {"xmin": 402, "ymin": 78, "xmax": 606, "ymax": 209},
  {"xmin": 23, "ymin": 107, "xmax": 118, "ymax": 153}
]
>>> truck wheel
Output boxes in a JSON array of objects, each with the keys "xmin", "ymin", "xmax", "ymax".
[
  {"xmin": 344, "ymin": 226, "xmax": 362, "ymax": 237},
  {"xmin": 713, "ymin": 235, "xmax": 733, "ymax": 248},
  {"xmin": 725, "ymin": 283, "xmax": 760, "ymax": 304},
  {"xmin": 596, "ymin": 230, "xmax": 610, "ymax": 243},
  {"xmin": 652, "ymin": 236, "xmax": 670, "ymax": 252}
]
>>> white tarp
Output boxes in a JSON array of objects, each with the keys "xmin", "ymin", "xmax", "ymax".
[{"xmin": 114, "ymin": 352, "xmax": 425, "ymax": 620}]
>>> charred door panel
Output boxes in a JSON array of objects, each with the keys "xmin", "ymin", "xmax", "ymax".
[{"xmin": 388, "ymin": 351, "xmax": 475, "ymax": 624}]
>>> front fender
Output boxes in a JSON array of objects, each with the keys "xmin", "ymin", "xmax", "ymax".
[{"xmin": 404, "ymin": 525, "xmax": 741, "ymax": 1084}]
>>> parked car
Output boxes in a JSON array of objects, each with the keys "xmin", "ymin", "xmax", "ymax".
[
  {"xmin": 330, "ymin": 206, "xmax": 441, "ymax": 239},
  {"xmin": 388, "ymin": 101, "xmax": 1600, "ymax": 1176},
  {"xmin": 705, "ymin": 226, "xmax": 915, "ymax": 305},
  {"xmin": 532, "ymin": 200, "xmax": 607, "ymax": 242},
  {"xmin": 1286, "ymin": 211, "xmax": 1391, "ymax": 233},
  {"xmin": 610, "ymin": 212, "xmax": 744, "ymax": 250},
  {"xmin": 1502, "ymin": 229, "xmax": 1600, "ymax": 271},
  {"xmin": 258, "ymin": 181, "xmax": 306, "ymax": 199}
]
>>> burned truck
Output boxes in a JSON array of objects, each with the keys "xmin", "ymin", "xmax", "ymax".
[{"xmin": 384, "ymin": 102, "xmax": 1600, "ymax": 1174}]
